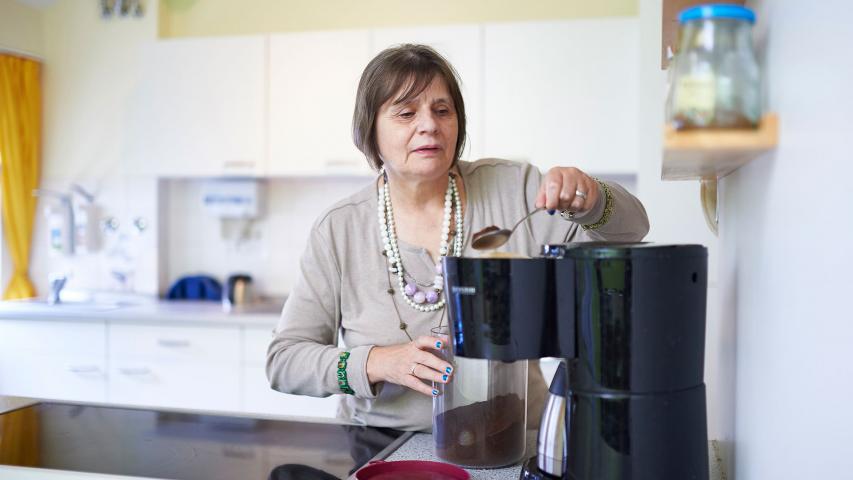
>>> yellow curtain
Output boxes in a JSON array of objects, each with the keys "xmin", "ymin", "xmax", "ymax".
[{"xmin": 0, "ymin": 54, "xmax": 41, "ymax": 300}]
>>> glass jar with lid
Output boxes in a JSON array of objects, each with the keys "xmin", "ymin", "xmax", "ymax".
[{"xmin": 667, "ymin": 4, "xmax": 761, "ymax": 129}]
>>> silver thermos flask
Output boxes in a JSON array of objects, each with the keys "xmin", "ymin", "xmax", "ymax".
[{"xmin": 520, "ymin": 360, "xmax": 567, "ymax": 479}]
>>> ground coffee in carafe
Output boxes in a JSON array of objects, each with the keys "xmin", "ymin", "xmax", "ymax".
[
  {"xmin": 434, "ymin": 392, "xmax": 526, "ymax": 467},
  {"xmin": 432, "ymin": 350, "xmax": 527, "ymax": 469}
]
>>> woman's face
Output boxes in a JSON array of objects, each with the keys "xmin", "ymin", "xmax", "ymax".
[{"xmin": 375, "ymin": 76, "xmax": 458, "ymax": 182}]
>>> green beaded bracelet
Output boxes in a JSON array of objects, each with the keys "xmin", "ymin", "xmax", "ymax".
[{"xmin": 337, "ymin": 351, "xmax": 355, "ymax": 395}]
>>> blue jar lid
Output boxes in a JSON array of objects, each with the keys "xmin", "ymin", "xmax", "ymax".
[{"xmin": 679, "ymin": 4, "xmax": 756, "ymax": 24}]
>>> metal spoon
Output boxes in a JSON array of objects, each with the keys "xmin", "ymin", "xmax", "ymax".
[{"xmin": 471, "ymin": 207, "xmax": 545, "ymax": 250}]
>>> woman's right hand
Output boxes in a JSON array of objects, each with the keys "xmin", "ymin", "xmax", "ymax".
[{"xmin": 366, "ymin": 336, "xmax": 454, "ymax": 396}]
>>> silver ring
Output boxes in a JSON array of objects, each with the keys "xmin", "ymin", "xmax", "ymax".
[
  {"xmin": 575, "ymin": 190, "xmax": 587, "ymax": 200},
  {"xmin": 409, "ymin": 363, "xmax": 417, "ymax": 376}
]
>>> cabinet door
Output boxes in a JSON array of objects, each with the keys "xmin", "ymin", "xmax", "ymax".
[
  {"xmin": 242, "ymin": 327, "xmax": 338, "ymax": 418},
  {"xmin": 0, "ymin": 320, "xmax": 107, "ymax": 402},
  {"xmin": 126, "ymin": 36, "xmax": 266, "ymax": 177},
  {"xmin": 371, "ymin": 25, "xmax": 484, "ymax": 161},
  {"xmin": 108, "ymin": 323, "xmax": 241, "ymax": 411},
  {"xmin": 268, "ymin": 30, "xmax": 374, "ymax": 177},
  {"xmin": 483, "ymin": 19, "xmax": 639, "ymax": 174}
]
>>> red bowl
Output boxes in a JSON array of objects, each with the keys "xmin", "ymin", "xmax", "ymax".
[{"xmin": 355, "ymin": 460, "xmax": 470, "ymax": 479}]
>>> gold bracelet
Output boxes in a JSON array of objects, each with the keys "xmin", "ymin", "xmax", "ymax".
[{"xmin": 581, "ymin": 179, "xmax": 613, "ymax": 231}]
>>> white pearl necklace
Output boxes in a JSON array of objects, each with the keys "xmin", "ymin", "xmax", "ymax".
[{"xmin": 378, "ymin": 171, "xmax": 463, "ymax": 312}]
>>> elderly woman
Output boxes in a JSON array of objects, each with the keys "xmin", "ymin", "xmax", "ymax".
[{"xmin": 266, "ymin": 44, "xmax": 649, "ymax": 434}]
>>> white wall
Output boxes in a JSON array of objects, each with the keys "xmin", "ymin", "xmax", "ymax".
[
  {"xmin": 725, "ymin": 1, "xmax": 853, "ymax": 478},
  {"xmin": 637, "ymin": 0, "xmax": 729, "ymax": 463}
]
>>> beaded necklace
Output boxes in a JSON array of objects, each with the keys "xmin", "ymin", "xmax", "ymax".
[{"xmin": 378, "ymin": 169, "xmax": 463, "ymax": 315}]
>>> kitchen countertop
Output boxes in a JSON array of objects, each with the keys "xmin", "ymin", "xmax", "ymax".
[
  {"xmin": 1, "ymin": 396, "xmax": 154, "ymax": 479},
  {"xmin": 0, "ymin": 395, "xmax": 386, "ymax": 480},
  {"xmin": 0, "ymin": 394, "xmax": 526, "ymax": 480},
  {"xmin": 0, "ymin": 298, "xmax": 282, "ymax": 327},
  {"xmin": 0, "ymin": 465, "xmax": 161, "ymax": 480},
  {"xmin": 381, "ymin": 432, "xmax": 725, "ymax": 480},
  {"xmin": 0, "ymin": 396, "xmax": 723, "ymax": 480},
  {"xmin": 373, "ymin": 431, "xmax": 537, "ymax": 480}
]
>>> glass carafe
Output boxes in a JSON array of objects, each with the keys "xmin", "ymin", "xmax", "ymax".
[{"xmin": 432, "ymin": 326, "xmax": 528, "ymax": 468}]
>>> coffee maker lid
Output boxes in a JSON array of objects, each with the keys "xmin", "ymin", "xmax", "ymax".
[{"xmin": 564, "ymin": 243, "xmax": 707, "ymax": 260}]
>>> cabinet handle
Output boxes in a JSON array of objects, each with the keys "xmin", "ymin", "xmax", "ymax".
[
  {"xmin": 222, "ymin": 160, "xmax": 256, "ymax": 169},
  {"xmin": 221, "ymin": 446, "xmax": 255, "ymax": 459},
  {"xmin": 119, "ymin": 367, "xmax": 151, "ymax": 376},
  {"xmin": 157, "ymin": 339, "xmax": 191, "ymax": 348},
  {"xmin": 324, "ymin": 158, "xmax": 359, "ymax": 168},
  {"xmin": 67, "ymin": 365, "xmax": 101, "ymax": 374}
]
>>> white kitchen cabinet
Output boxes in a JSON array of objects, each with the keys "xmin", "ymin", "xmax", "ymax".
[
  {"xmin": 108, "ymin": 323, "xmax": 241, "ymax": 411},
  {"xmin": 483, "ymin": 19, "xmax": 639, "ymax": 174},
  {"xmin": 126, "ymin": 36, "xmax": 266, "ymax": 177},
  {"xmin": 370, "ymin": 25, "xmax": 485, "ymax": 161},
  {"xmin": 108, "ymin": 361, "xmax": 241, "ymax": 412},
  {"xmin": 267, "ymin": 30, "xmax": 374, "ymax": 177},
  {"xmin": 242, "ymin": 327, "xmax": 338, "ymax": 418},
  {"xmin": 0, "ymin": 320, "xmax": 107, "ymax": 402},
  {"xmin": 0, "ymin": 316, "xmax": 345, "ymax": 417}
]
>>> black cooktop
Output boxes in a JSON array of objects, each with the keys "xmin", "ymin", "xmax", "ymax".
[{"xmin": 0, "ymin": 401, "xmax": 406, "ymax": 480}]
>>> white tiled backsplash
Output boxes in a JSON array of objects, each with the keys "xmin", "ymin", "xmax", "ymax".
[
  {"xmin": 29, "ymin": 175, "xmax": 160, "ymax": 297},
  {"xmin": 162, "ymin": 176, "xmax": 370, "ymax": 298}
]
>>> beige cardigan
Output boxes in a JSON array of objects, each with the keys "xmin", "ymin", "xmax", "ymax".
[{"xmin": 267, "ymin": 158, "xmax": 649, "ymax": 431}]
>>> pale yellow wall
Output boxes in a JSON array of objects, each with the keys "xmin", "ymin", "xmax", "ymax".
[
  {"xmin": 40, "ymin": 0, "xmax": 158, "ymax": 179},
  {"xmin": 159, "ymin": 0, "xmax": 637, "ymax": 37},
  {"xmin": 0, "ymin": 0, "xmax": 44, "ymax": 57}
]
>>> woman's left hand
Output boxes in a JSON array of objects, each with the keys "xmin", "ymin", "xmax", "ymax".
[{"xmin": 535, "ymin": 167, "xmax": 599, "ymax": 214}]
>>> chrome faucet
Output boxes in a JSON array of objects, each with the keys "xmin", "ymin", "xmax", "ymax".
[{"xmin": 47, "ymin": 273, "xmax": 68, "ymax": 305}]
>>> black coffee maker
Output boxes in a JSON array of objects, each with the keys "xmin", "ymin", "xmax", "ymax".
[{"xmin": 443, "ymin": 243, "xmax": 709, "ymax": 480}]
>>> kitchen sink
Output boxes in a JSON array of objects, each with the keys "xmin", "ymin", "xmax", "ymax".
[
  {"xmin": 30, "ymin": 299, "xmax": 133, "ymax": 311},
  {"xmin": 0, "ymin": 291, "xmax": 154, "ymax": 314},
  {"xmin": 0, "ymin": 298, "xmax": 133, "ymax": 312}
]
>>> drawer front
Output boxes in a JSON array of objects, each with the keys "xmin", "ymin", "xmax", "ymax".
[
  {"xmin": 243, "ymin": 326, "xmax": 275, "ymax": 366},
  {"xmin": 109, "ymin": 360, "xmax": 240, "ymax": 412},
  {"xmin": 241, "ymin": 365, "xmax": 338, "ymax": 419},
  {"xmin": 0, "ymin": 319, "xmax": 106, "ymax": 356},
  {"xmin": 0, "ymin": 351, "xmax": 106, "ymax": 402},
  {"xmin": 110, "ymin": 323, "xmax": 240, "ymax": 364}
]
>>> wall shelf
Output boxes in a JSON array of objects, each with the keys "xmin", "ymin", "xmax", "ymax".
[
  {"xmin": 661, "ymin": 113, "xmax": 779, "ymax": 235},
  {"xmin": 661, "ymin": 113, "xmax": 779, "ymax": 181}
]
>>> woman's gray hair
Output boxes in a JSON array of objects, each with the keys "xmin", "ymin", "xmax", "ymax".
[{"xmin": 352, "ymin": 44, "xmax": 467, "ymax": 171}]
